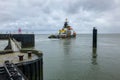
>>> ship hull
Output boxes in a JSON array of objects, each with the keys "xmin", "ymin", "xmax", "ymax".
[{"xmin": 48, "ymin": 34, "xmax": 76, "ymax": 39}]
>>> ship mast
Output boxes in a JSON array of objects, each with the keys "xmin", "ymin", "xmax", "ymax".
[{"xmin": 63, "ymin": 18, "xmax": 69, "ymax": 28}]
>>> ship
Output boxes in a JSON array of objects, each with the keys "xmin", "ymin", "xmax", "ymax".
[{"xmin": 48, "ymin": 19, "xmax": 76, "ymax": 39}]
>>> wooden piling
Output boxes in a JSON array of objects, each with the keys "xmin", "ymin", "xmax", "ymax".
[{"xmin": 93, "ymin": 27, "xmax": 97, "ymax": 48}]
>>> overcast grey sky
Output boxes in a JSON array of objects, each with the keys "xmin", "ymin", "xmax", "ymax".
[{"xmin": 0, "ymin": 0, "xmax": 120, "ymax": 33}]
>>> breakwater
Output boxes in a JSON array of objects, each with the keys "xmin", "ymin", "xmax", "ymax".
[{"xmin": 0, "ymin": 34, "xmax": 34, "ymax": 48}]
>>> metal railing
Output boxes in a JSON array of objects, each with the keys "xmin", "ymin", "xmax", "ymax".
[{"xmin": 4, "ymin": 60, "xmax": 28, "ymax": 80}]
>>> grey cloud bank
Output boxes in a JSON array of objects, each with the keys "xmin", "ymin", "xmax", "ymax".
[{"xmin": 0, "ymin": 0, "xmax": 120, "ymax": 34}]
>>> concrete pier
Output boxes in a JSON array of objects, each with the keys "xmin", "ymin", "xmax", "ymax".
[
  {"xmin": 0, "ymin": 49, "xmax": 43, "ymax": 80},
  {"xmin": 0, "ymin": 38, "xmax": 43, "ymax": 80}
]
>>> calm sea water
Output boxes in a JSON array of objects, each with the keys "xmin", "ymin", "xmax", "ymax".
[
  {"xmin": 0, "ymin": 34, "xmax": 120, "ymax": 80},
  {"xmin": 35, "ymin": 34, "xmax": 120, "ymax": 80}
]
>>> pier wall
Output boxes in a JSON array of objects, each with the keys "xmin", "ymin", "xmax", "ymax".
[
  {"xmin": 17, "ymin": 49, "xmax": 43, "ymax": 80},
  {"xmin": 0, "ymin": 34, "xmax": 35, "ymax": 48},
  {"xmin": 17, "ymin": 58, "xmax": 43, "ymax": 80}
]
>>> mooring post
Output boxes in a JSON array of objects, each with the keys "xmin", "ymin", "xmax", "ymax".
[
  {"xmin": 93, "ymin": 27, "xmax": 97, "ymax": 48},
  {"xmin": 18, "ymin": 55, "xmax": 24, "ymax": 61},
  {"xmin": 27, "ymin": 51, "xmax": 32, "ymax": 58}
]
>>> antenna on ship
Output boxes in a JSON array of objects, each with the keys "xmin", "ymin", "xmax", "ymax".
[{"xmin": 64, "ymin": 18, "xmax": 69, "ymax": 28}]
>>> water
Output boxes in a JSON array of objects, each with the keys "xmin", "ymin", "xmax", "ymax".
[
  {"xmin": 35, "ymin": 34, "xmax": 120, "ymax": 80},
  {"xmin": 0, "ymin": 34, "xmax": 120, "ymax": 80},
  {"xmin": 0, "ymin": 40, "xmax": 8, "ymax": 50}
]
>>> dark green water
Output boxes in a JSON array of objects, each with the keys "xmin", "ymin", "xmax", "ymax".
[{"xmin": 35, "ymin": 34, "xmax": 120, "ymax": 80}]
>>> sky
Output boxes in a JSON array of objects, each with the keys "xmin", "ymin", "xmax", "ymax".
[{"xmin": 0, "ymin": 0, "xmax": 120, "ymax": 34}]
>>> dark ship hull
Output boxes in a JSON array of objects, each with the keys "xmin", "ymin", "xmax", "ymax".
[{"xmin": 48, "ymin": 34, "xmax": 76, "ymax": 39}]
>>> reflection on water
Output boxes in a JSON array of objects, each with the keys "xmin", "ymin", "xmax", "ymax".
[
  {"xmin": 92, "ymin": 48, "xmax": 97, "ymax": 65},
  {"xmin": 63, "ymin": 39, "xmax": 72, "ymax": 55},
  {"xmin": 35, "ymin": 34, "xmax": 120, "ymax": 80}
]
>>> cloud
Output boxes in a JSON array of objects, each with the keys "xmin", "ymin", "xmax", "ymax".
[
  {"xmin": 0, "ymin": 0, "xmax": 120, "ymax": 33},
  {"xmin": 81, "ymin": 0, "xmax": 116, "ymax": 12}
]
